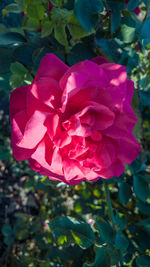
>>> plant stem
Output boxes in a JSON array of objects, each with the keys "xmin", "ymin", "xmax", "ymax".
[{"xmin": 104, "ymin": 182, "xmax": 115, "ymax": 226}]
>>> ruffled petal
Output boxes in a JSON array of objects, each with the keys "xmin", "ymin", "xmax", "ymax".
[
  {"xmin": 10, "ymin": 85, "xmax": 29, "ymax": 119},
  {"xmin": 17, "ymin": 110, "xmax": 48, "ymax": 149},
  {"xmin": 11, "ymin": 110, "xmax": 33, "ymax": 160},
  {"xmin": 35, "ymin": 53, "xmax": 69, "ymax": 81}
]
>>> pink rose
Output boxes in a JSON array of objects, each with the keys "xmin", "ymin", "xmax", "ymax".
[{"xmin": 10, "ymin": 54, "xmax": 140, "ymax": 185}]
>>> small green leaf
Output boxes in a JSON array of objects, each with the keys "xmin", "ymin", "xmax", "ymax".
[
  {"xmin": 115, "ymin": 231, "xmax": 129, "ymax": 252},
  {"xmin": 96, "ymin": 219, "xmax": 114, "ymax": 244},
  {"xmin": 118, "ymin": 182, "xmax": 132, "ymax": 205},
  {"xmin": 10, "ymin": 62, "xmax": 27, "ymax": 75},
  {"xmin": 67, "ymin": 13, "xmax": 89, "ymax": 39},
  {"xmin": 49, "ymin": 216, "xmax": 95, "ymax": 249},
  {"xmin": 74, "ymin": 0, "xmax": 104, "ymax": 32},
  {"xmin": 54, "ymin": 23, "xmax": 68, "ymax": 46},
  {"xmin": 41, "ymin": 19, "xmax": 53, "ymax": 38},
  {"xmin": 27, "ymin": 2, "xmax": 45, "ymax": 20},
  {"xmin": 133, "ymin": 175, "xmax": 150, "ymax": 202}
]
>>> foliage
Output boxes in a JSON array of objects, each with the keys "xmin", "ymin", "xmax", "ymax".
[{"xmin": 0, "ymin": 0, "xmax": 150, "ymax": 266}]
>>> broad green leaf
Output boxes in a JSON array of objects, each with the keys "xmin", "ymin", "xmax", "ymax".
[
  {"xmin": 41, "ymin": 19, "xmax": 53, "ymax": 38},
  {"xmin": 118, "ymin": 182, "xmax": 132, "ymax": 205},
  {"xmin": 115, "ymin": 231, "xmax": 129, "ymax": 252},
  {"xmin": 133, "ymin": 175, "xmax": 150, "ymax": 202},
  {"xmin": 74, "ymin": 0, "xmax": 104, "ymax": 32},
  {"xmin": 10, "ymin": 62, "xmax": 27, "ymax": 75},
  {"xmin": 54, "ymin": 23, "xmax": 68, "ymax": 46},
  {"xmin": 49, "ymin": 216, "xmax": 95, "ymax": 249},
  {"xmin": 67, "ymin": 13, "xmax": 89, "ymax": 39},
  {"xmin": 27, "ymin": 2, "xmax": 45, "ymax": 20},
  {"xmin": 96, "ymin": 219, "xmax": 114, "ymax": 244},
  {"xmin": 0, "ymin": 32, "xmax": 26, "ymax": 46}
]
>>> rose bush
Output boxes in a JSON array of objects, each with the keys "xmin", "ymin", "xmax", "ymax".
[{"xmin": 10, "ymin": 54, "xmax": 140, "ymax": 185}]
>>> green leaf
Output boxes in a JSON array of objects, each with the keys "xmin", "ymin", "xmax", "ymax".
[
  {"xmin": 0, "ymin": 32, "xmax": 26, "ymax": 47},
  {"xmin": 115, "ymin": 231, "xmax": 129, "ymax": 252},
  {"xmin": 24, "ymin": 17, "xmax": 41, "ymax": 32},
  {"xmin": 136, "ymin": 255, "xmax": 150, "ymax": 267},
  {"xmin": 93, "ymin": 247, "xmax": 111, "ymax": 267},
  {"xmin": 54, "ymin": 23, "xmax": 68, "ymax": 46},
  {"xmin": 118, "ymin": 182, "xmax": 132, "ymax": 205},
  {"xmin": 133, "ymin": 175, "xmax": 150, "ymax": 202},
  {"xmin": 140, "ymin": 17, "xmax": 150, "ymax": 48},
  {"xmin": 114, "ymin": 213, "xmax": 126, "ymax": 230},
  {"xmin": 27, "ymin": 2, "xmax": 45, "ymax": 20},
  {"xmin": 67, "ymin": 13, "xmax": 89, "ymax": 39},
  {"xmin": 137, "ymin": 201, "xmax": 150, "ymax": 216},
  {"xmin": 41, "ymin": 19, "xmax": 53, "ymax": 38},
  {"xmin": 106, "ymin": 1, "xmax": 125, "ymax": 34},
  {"xmin": 9, "ymin": 73, "xmax": 25, "ymax": 88},
  {"xmin": 10, "ymin": 62, "xmax": 27, "ymax": 75},
  {"xmin": 127, "ymin": 0, "xmax": 139, "ymax": 12},
  {"xmin": 49, "ymin": 216, "xmax": 95, "ymax": 249},
  {"xmin": 120, "ymin": 23, "xmax": 136, "ymax": 43},
  {"xmin": 96, "ymin": 219, "xmax": 114, "ymax": 244},
  {"xmin": 74, "ymin": 0, "xmax": 104, "ymax": 32},
  {"xmin": 2, "ymin": 3, "xmax": 20, "ymax": 15},
  {"xmin": 84, "ymin": 246, "xmax": 110, "ymax": 267}
]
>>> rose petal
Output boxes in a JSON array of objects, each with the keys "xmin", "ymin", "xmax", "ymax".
[
  {"xmin": 35, "ymin": 53, "xmax": 69, "ymax": 81},
  {"xmin": 10, "ymin": 85, "xmax": 29, "ymax": 119},
  {"xmin": 117, "ymin": 134, "xmax": 141, "ymax": 164},
  {"xmin": 98, "ymin": 159, "xmax": 125, "ymax": 178},
  {"xmin": 17, "ymin": 110, "xmax": 48, "ymax": 149},
  {"xmin": 11, "ymin": 110, "xmax": 33, "ymax": 160}
]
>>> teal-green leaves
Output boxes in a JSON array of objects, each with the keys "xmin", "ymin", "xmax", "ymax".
[
  {"xmin": 49, "ymin": 216, "xmax": 95, "ymax": 248},
  {"xmin": 133, "ymin": 175, "xmax": 150, "ymax": 202},
  {"xmin": 96, "ymin": 219, "xmax": 114, "ymax": 244},
  {"xmin": 74, "ymin": 0, "xmax": 104, "ymax": 32}
]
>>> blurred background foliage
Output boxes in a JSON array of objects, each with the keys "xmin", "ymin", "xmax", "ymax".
[{"xmin": 0, "ymin": 0, "xmax": 150, "ymax": 266}]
